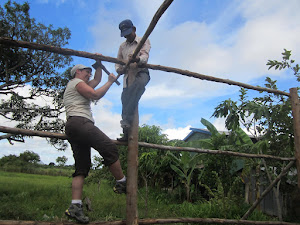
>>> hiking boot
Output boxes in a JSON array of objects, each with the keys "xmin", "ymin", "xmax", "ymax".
[
  {"xmin": 113, "ymin": 181, "xmax": 126, "ymax": 194},
  {"xmin": 117, "ymin": 128, "xmax": 128, "ymax": 142},
  {"xmin": 65, "ymin": 203, "xmax": 89, "ymax": 224}
]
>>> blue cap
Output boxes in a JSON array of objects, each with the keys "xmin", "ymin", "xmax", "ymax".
[{"xmin": 119, "ymin": 19, "xmax": 134, "ymax": 37}]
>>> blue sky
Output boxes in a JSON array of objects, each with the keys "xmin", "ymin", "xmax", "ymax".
[{"xmin": 1, "ymin": 0, "xmax": 300, "ymax": 165}]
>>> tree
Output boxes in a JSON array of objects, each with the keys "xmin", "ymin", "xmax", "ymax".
[
  {"xmin": 19, "ymin": 150, "xmax": 40, "ymax": 164},
  {"xmin": 0, "ymin": 1, "xmax": 72, "ymax": 149},
  {"xmin": 0, "ymin": 150, "xmax": 41, "ymax": 173},
  {"xmin": 56, "ymin": 156, "xmax": 67, "ymax": 167},
  {"xmin": 266, "ymin": 49, "xmax": 300, "ymax": 82},
  {"xmin": 137, "ymin": 124, "xmax": 175, "ymax": 188},
  {"xmin": 211, "ymin": 49, "xmax": 299, "ymax": 219}
]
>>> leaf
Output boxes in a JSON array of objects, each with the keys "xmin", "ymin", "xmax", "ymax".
[
  {"xmin": 170, "ymin": 164, "xmax": 186, "ymax": 179},
  {"xmin": 201, "ymin": 118, "xmax": 219, "ymax": 137}
]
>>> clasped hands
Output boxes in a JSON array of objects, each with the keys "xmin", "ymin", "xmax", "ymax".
[{"xmin": 117, "ymin": 54, "xmax": 141, "ymax": 75}]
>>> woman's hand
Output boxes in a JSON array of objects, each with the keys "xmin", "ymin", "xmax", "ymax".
[{"xmin": 108, "ymin": 73, "xmax": 117, "ymax": 83}]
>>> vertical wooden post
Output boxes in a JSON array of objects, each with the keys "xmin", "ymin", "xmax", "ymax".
[
  {"xmin": 126, "ymin": 107, "xmax": 139, "ymax": 225},
  {"xmin": 126, "ymin": 70, "xmax": 139, "ymax": 224},
  {"xmin": 290, "ymin": 88, "xmax": 300, "ymax": 189}
]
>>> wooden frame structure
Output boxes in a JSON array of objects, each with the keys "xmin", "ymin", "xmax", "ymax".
[{"xmin": 0, "ymin": 0, "xmax": 300, "ymax": 224}]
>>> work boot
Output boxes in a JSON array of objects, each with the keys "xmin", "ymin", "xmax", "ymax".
[
  {"xmin": 113, "ymin": 180, "xmax": 127, "ymax": 194},
  {"xmin": 65, "ymin": 203, "xmax": 89, "ymax": 224},
  {"xmin": 117, "ymin": 128, "xmax": 129, "ymax": 142}
]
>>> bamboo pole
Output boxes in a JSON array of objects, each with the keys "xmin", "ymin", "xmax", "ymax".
[
  {"xmin": 241, "ymin": 160, "xmax": 295, "ymax": 220},
  {"xmin": 0, "ymin": 37, "xmax": 289, "ymax": 97},
  {"xmin": 0, "ymin": 126, "xmax": 295, "ymax": 162},
  {"xmin": 1, "ymin": 217, "xmax": 300, "ymax": 225},
  {"xmin": 290, "ymin": 88, "xmax": 300, "ymax": 189}
]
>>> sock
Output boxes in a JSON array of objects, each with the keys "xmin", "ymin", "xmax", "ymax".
[
  {"xmin": 71, "ymin": 199, "xmax": 82, "ymax": 205},
  {"xmin": 117, "ymin": 176, "xmax": 126, "ymax": 183}
]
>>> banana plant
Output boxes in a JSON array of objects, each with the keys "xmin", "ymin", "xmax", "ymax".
[{"xmin": 167, "ymin": 151, "xmax": 202, "ymax": 202}]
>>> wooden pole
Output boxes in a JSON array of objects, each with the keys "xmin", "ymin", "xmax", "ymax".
[
  {"xmin": 122, "ymin": 1, "xmax": 174, "ymax": 224},
  {"xmin": 0, "ymin": 37, "xmax": 289, "ymax": 97},
  {"xmin": 1, "ymin": 217, "xmax": 300, "ymax": 225},
  {"xmin": 290, "ymin": 88, "xmax": 300, "ymax": 189},
  {"xmin": 126, "ymin": 107, "xmax": 139, "ymax": 225},
  {"xmin": 0, "ymin": 125, "xmax": 296, "ymax": 162}
]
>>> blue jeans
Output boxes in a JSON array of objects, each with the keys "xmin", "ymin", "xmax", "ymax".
[{"xmin": 121, "ymin": 69, "xmax": 150, "ymax": 127}]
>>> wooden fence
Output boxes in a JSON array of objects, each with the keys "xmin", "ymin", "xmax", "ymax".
[{"xmin": 0, "ymin": 0, "xmax": 299, "ymax": 224}]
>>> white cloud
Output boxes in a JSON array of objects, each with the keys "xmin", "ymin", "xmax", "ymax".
[
  {"xmin": 146, "ymin": 0, "xmax": 300, "ymax": 102},
  {"xmin": 162, "ymin": 125, "xmax": 192, "ymax": 140},
  {"xmin": 88, "ymin": 0, "xmax": 300, "ymax": 140},
  {"xmin": 212, "ymin": 118, "xmax": 227, "ymax": 132},
  {"xmin": 132, "ymin": 0, "xmax": 165, "ymax": 28},
  {"xmin": 140, "ymin": 113, "xmax": 153, "ymax": 125},
  {"xmin": 92, "ymin": 98, "xmax": 122, "ymax": 139}
]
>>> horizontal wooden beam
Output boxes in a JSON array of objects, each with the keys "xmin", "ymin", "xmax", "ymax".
[
  {"xmin": 0, "ymin": 37, "xmax": 290, "ymax": 97},
  {"xmin": 0, "ymin": 125, "xmax": 295, "ymax": 162},
  {"xmin": 0, "ymin": 217, "xmax": 299, "ymax": 225}
]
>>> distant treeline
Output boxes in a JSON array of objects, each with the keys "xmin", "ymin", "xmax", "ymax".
[{"xmin": 0, "ymin": 150, "xmax": 74, "ymax": 176}]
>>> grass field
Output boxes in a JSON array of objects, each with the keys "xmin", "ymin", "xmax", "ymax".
[{"xmin": 0, "ymin": 171, "xmax": 275, "ymax": 223}]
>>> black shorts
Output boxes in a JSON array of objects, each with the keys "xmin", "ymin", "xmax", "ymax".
[{"xmin": 65, "ymin": 116, "xmax": 119, "ymax": 177}]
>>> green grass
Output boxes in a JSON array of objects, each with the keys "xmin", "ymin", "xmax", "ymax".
[
  {"xmin": 0, "ymin": 171, "xmax": 276, "ymax": 223},
  {"xmin": 0, "ymin": 171, "xmax": 71, "ymax": 222}
]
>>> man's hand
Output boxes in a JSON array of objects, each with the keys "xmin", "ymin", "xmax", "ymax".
[
  {"xmin": 116, "ymin": 66, "xmax": 127, "ymax": 75},
  {"xmin": 128, "ymin": 54, "xmax": 140, "ymax": 63}
]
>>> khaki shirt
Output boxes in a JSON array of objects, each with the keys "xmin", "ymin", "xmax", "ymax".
[{"xmin": 115, "ymin": 35, "xmax": 151, "ymax": 88}]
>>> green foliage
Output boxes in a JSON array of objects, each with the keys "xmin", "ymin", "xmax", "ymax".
[
  {"xmin": 56, "ymin": 156, "xmax": 68, "ymax": 167},
  {"xmin": 185, "ymin": 118, "xmax": 252, "ymax": 196},
  {"xmin": 20, "ymin": 150, "xmax": 40, "ymax": 163},
  {"xmin": 0, "ymin": 1, "xmax": 73, "ymax": 149},
  {"xmin": 0, "ymin": 151, "xmax": 73, "ymax": 176},
  {"xmin": 212, "ymin": 49, "xmax": 298, "ymax": 160},
  {"xmin": 211, "ymin": 49, "xmax": 299, "ymax": 201},
  {"xmin": 137, "ymin": 125, "xmax": 173, "ymax": 188},
  {"xmin": 167, "ymin": 151, "xmax": 202, "ymax": 202},
  {"xmin": 213, "ymin": 85, "xmax": 294, "ymax": 158},
  {"xmin": 267, "ymin": 49, "xmax": 300, "ymax": 81},
  {"xmin": 0, "ymin": 150, "xmax": 41, "ymax": 173}
]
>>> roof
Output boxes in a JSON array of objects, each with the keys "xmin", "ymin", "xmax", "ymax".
[
  {"xmin": 183, "ymin": 127, "xmax": 257, "ymax": 142},
  {"xmin": 183, "ymin": 128, "xmax": 211, "ymax": 141},
  {"xmin": 183, "ymin": 127, "xmax": 230, "ymax": 142}
]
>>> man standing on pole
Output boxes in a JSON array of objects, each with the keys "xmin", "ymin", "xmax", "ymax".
[{"xmin": 115, "ymin": 19, "xmax": 151, "ymax": 141}]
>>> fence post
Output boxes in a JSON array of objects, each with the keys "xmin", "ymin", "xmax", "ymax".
[
  {"xmin": 126, "ymin": 73, "xmax": 139, "ymax": 224},
  {"xmin": 290, "ymin": 88, "xmax": 300, "ymax": 189}
]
